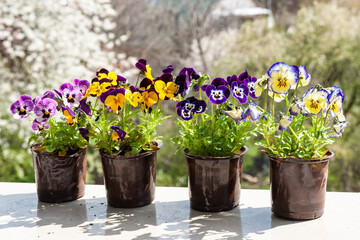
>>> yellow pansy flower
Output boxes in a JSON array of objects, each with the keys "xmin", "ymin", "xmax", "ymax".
[
  {"xmin": 140, "ymin": 91, "xmax": 158, "ymax": 108},
  {"xmin": 154, "ymin": 80, "xmax": 178, "ymax": 100},
  {"xmin": 302, "ymin": 89, "xmax": 328, "ymax": 115},
  {"xmin": 125, "ymin": 90, "xmax": 142, "ymax": 107},
  {"xmin": 105, "ymin": 92, "xmax": 127, "ymax": 114},
  {"xmin": 98, "ymin": 71, "xmax": 118, "ymax": 86},
  {"xmin": 144, "ymin": 65, "xmax": 154, "ymax": 81}
]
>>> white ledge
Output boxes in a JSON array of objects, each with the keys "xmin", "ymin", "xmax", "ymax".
[{"xmin": 0, "ymin": 182, "xmax": 360, "ymax": 239}]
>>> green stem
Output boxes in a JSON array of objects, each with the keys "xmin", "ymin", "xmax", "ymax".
[
  {"xmin": 323, "ymin": 107, "xmax": 331, "ymax": 127},
  {"xmin": 122, "ymin": 104, "xmax": 126, "ymax": 131},
  {"xmin": 292, "ymin": 79, "xmax": 301, "ymax": 100},
  {"xmin": 135, "ymin": 73, "xmax": 141, "ymax": 88},
  {"xmin": 211, "ymin": 103, "xmax": 214, "ymax": 131},
  {"xmin": 288, "ymin": 126, "xmax": 302, "ymax": 146},
  {"xmin": 314, "ymin": 113, "xmax": 320, "ymax": 136},
  {"xmin": 264, "ymin": 86, "xmax": 269, "ymax": 113},
  {"xmin": 272, "ymin": 95, "xmax": 275, "ymax": 119}
]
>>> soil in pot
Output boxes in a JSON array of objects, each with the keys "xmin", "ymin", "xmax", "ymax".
[
  {"xmin": 31, "ymin": 144, "xmax": 87, "ymax": 203},
  {"xmin": 185, "ymin": 147, "xmax": 248, "ymax": 212},
  {"xmin": 268, "ymin": 151, "xmax": 334, "ymax": 220},
  {"xmin": 100, "ymin": 150, "xmax": 156, "ymax": 208}
]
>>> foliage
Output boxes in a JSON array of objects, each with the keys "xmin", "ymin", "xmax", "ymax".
[
  {"xmin": 174, "ymin": 110, "xmax": 252, "ymax": 157},
  {"xmin": 173, "ymin": 73, "xmax": 260, "ymax": 157}
]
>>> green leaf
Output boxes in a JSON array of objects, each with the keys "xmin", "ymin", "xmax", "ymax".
[{"xmin": 46, "ymin": 145, "xmax": 56, "ymax": 153}]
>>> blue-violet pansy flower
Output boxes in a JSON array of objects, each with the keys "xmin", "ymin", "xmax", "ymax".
[{"xmin": 267, "ymin": 62, "xmax": 299, "ymax": 94}]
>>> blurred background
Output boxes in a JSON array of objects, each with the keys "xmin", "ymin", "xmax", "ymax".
[{"xmin": 1, "ymin": 0, "xmax": 360, "ymax": 191}]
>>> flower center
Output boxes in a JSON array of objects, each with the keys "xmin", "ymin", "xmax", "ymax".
[
  {"xmin": 19, "ymin": 108, "xmax": 27, "ymax": 115},
  {"xmin": 310, "ymin": 99, "xmax": 320, "ymax": 109},
  {"xmin": 43, "ymin": 111, "xmax": 50, "ymax": 118},
  {"xmin": 249, "ymin": 83, "xmax": 255, "ymax": 91},
  {"xmin": 68, "ymin": 96, "xmax": 75, "ymax": 103},
  {"xmin": 277, "ymin": 77, "xmax": 288, "ymax": 88}
]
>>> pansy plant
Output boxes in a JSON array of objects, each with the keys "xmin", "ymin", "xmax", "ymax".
[
  {"xmin": 172, "ymin": 70, "xmax": 261, "ymax": 157},
  {"xmin": 255, "ymin": 62, "xmax": 347, "ymax": 159},
  {"xmin": 10, "ymin": 81, "xmax": 91, "ymax": 156},
  {"xmin": 81, "ymin": 59, "xmax": 178, "ymax": 156}
]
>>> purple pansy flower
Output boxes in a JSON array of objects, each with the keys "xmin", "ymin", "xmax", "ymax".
[
  {"xmin": 178, "ymin": 97, "xmax": 200, "ymax": 111},
  {"xmin": 231, "ymin": 80, "xmax": 249, "ymax": 104},
  {"xmin": 175, "ymin": 67, "xmax": 200, "ymax": 97},
  {"xmin": 176, "ymin": 96, "xmax": 206, "ymax": 120},
  {"xmin": 226, "ymin": 74, "xmax": 238, "ymax": 86},
  {"xmin": 162, "ymin": 65, "xmax": 174, "ymax": 74},
  {"xmin": 78, "ymin": 128, "xmax": 90, "ymax": 142},
  {"xmin": 32, "ymin": 119, "xmax": 50, "ymax": 134},
  {"xmin": 110, "ymin": 126, "xmax": 127, "ymax": 141},
  {"xmin": 195, "ymin": 99, "xmax": 207, "ymax": 114},
  {"xmin": 178, "ymin": 67, "xmax": 200, "ymax": 80},
  {"xmin": 79, "ymin": 98, "xmax": 92, "ymax": 116},
  {"xmin": 33, "ymin": 91, "xmax": 56, "ymax": 105},
  {"xmin": 177, "ymin": 108, "xmax": 193, "ymax": 121},
  {"xmin": 247, "ymin": 77, "xmax": 259, "ymax": 99},
  {"xmin": 202, "ymin": 78, "xmax": 230, "ymax": 105},
  {"xmin": 135, "ymin": 59, "xmax": 147, "ymax": 72},
  {"xmin": 238, "ymin": 71, "xmax": 251, "ymax": 84},
  {"xmin": 58, "ymin": 83, "xmax": 82, "ymax": 107},
  {"xmin": 73, "ymin": 79, "xmax": 90, "ymax": 95},
  {"xmin": 34, "ymin": 98, "xmax": 58, "ymax": 122},
  {"xmin": 10, "ymin": 95, "xmax": 35, "ymax": 119},
  {"xmin": 43, "ymin": 91, "xmax": 55, "ymax": 99},
  {"xmin": 241, "ymin": 103, "xmax": 261, "ymax": 122}
]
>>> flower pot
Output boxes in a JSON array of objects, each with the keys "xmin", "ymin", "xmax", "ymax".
[
  {"xmin": 268, "ymin": 151, "xmax": 334, "ymax": 220},
  {"xmin": 185, "ymin": 147, "xmax": 248, "ymax": 212},
  {"xmin": 100, "ymin": 150, "xmax": 156, "ymax": 208},
  {"xmin": 31, "ymin": 144, "xmax": 87, "ymax": 203}
]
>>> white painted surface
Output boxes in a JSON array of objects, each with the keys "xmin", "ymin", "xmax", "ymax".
[{"xmin": 0, "ymin": 182, "xmax": 359, "ymax": 239}]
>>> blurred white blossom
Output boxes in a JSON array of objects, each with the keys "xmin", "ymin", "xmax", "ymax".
[{"xmin": 0, "ymin": 0, "xmax": 134, "ymax": 141}]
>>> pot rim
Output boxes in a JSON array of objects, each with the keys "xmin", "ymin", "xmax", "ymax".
[
  {"xmin": 184, "ymin": 146, "xmax": 248, "ymax": 160},
  {"xmin": 99, "ymin": 149, "xmax": 156, "ymax": 160},
  {"xmin": 30, "ymin": 143, "xmax": 86, "ymax": 158},
  {"xmin": 265, "ymin": 149, "xmax": 334, "ymax": 164}
]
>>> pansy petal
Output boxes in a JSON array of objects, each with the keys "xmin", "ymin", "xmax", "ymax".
[
  {"xmin": 135, "ymin": 59, "xmax": 147, "ymax": 71},
  {"xmin": 267, "ymin": 62, "xmax": 289, "ymax": 76},
  {"xmin": 162, "ymin": 65, "xmax": 174, "ymax": 74},
  {"xmin": 211, "ymin": 78, "xmax": 227, "ymax": 88}
]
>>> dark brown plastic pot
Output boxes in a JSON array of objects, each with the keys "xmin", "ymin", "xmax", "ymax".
[
  {"xmin": 31, "ymin": 144, "xmax": 87, "ymax": 203},
  {"xmin": 268, "ymin": 151, "xmax": 334, "ymax": 220},
  {"xmin": 185, "ymin": 147, "xmax": 248, "ymax": 212},
  {"xmin": 100, "ymin": 150, "xmax": 156, "ymax": 208}
]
